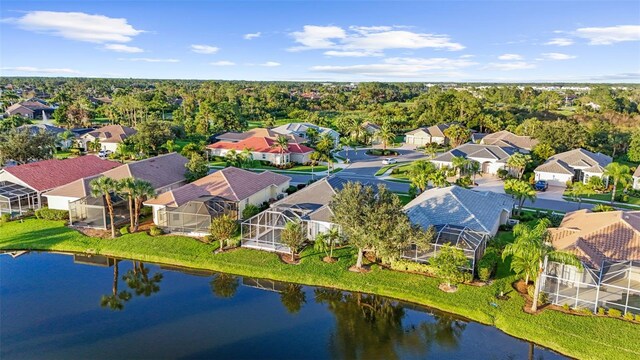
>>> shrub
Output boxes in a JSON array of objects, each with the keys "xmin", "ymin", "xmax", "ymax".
[
  {"xmin": 70, "ymin": 148, "xmax": 82, "ymax": 155},
  {"xmin": 477, "ymin": 248, "xmax": 499, "ymax": 281},
  {"xmin": 636, "ymin": 314, "xmax": 640, "ymax": 322},
  {"xmin": 578, "ymin": 307, "xmax": 592, "ymax": 315},
  {"xmin": 119, "ymin": 226, "xmax": 129, "ymax": 235},
  {"xmin": 296, "ymin": 183, "xmax": 306, "ymax": 190},
  {"xmin": 242, "ymin": 204, "xmax": 260, "ymax": 219},
  {"xmin": 497, "ymin": 169, "xmax": 509, "ymax": 179},
  {"xmin": 285, "ymin": 185, "xmax": 298, "ymax": 195},
  {"xmin": 388, "ymin": 259, "xmax": 435, "ymax": 275},
  {"xmin": 0, "ymin": 213, "xmax": 11, "ymax": 225},
  {"xmin": 149, "ymin": 225, "xmax": 163, "ymax": 236},
  {"xmin": 597, "ymin": 307, "xmax": 606, "ymax": 315},
  {"xmin": 34, "ymin": 207, "xmax": 69, "ymax": 221},
  {"xmin": 455, "ymin": 176, "xmax": 473, "ymax": 188},
  {"xmin": 593, "ymin": 204, "xmax": 615, "ymax": 212},
  {"xmin": 623, "ymin": 312, "xmax": 634, "ymax": 321},
  {"xmin": 527, "ymin": 285, "xmax": 548, "ymax": 305},
  {"xmin": 607, "ymin": 308, "xmax": 622, "ymax": 317},
  {"xmin": 562, "ymin": 303, "xmax": 571, "ymax": 311},
  {"xmin": 140, "ymin": 206, "xmax": 152, "ymax": 217}
]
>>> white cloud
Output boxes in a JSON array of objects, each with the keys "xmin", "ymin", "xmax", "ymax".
[
  {"xmin": 244, "ymin": 32, "xmax": 261, "ymax": 40},
  {"xmin": 310, "ymin": 57, "xmax": 476, "ymax": 77},
  {"xmin": 190, "ymin": 44, "xmax": 219, "ymax": 54},
  {"xmin": 210, "ymin": 61, "xmax": 235, "ymax": 66},
  {"xmin": 544, "ymin": 37, "xmax": 574, "ymax": 46},
  {"xmin": 5, "ymin": 11, "xmax": 143, "ymax": 43},
  {"xmin": 1, "ymin": 66, "xmax": 79, "ymax": 74},
  {"xmin": 460, "ymin": 54, "xmax": 475, "ymax": 59},
  {"xmin": 486, "ymin": 61, "xmax": 536, "ymax": 71},
  {"xmin": 498, "ymin": 53, "xmax": 523, "ymax": 60},
  {"xmin": 260, "ymin": 61, "xmax": 281, "ymax": 67},
  {"xmin": 289, "ymin": 25, "xmax": 464, "ymax": 55},
  {"xmin": 103, "ymin": 44, "xmax": 143, "ymax": 53},
  {"xmin": 541, "ymin": 52, "xmax": 576, "ymax": 60},
  {"xmin": 575, "ymin": 25, "xmax": 640, "ymax": 45},
  {"xmin": 119, "ymin": 58, "xmax": 179, "ymax": 63}
]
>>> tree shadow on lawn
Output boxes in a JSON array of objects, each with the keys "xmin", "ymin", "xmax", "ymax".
[{"xmin": 0, "ymin": 225, "xmax": 96, "ymax": 251}]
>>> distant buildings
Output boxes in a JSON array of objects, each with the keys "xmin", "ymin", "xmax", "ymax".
[
  {"xmin": 480, "ymin": 130, "xmax": 538, "ymax": 153},
  {"xmin": 4, "ymin": 98, "xmax": 55, "ymax": 120},
  {"xmin": 78, "ymin": 125, "xmax": 137, "ymax": 153},
  {"xmin": 272, "ymin": 122, "xmax": 339, "ymax": 147},
  {"xmin": 404, "ymin": 123, "xmax": 453, "ymax": 146}
]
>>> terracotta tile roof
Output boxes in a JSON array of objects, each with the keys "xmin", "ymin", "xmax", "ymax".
[
  {"xmin": 208, "ymin": 137, "xmax": 314, "ymax": 154},
  {"xmin": 549, "ymin": 209, "xmax": 640, "ymax": 268},
  {"xmin": 44, "ymin": 153, "xmax": 188, "ymax": 198},
  {"xmin": 145, "ymin": 167, "xmax": 290, "ymax": 207},
  {"xmin": 84, "ymin": 125, "xmax": 137, "ymax": 143},
  {"xmin": 481, "ymin": 130, "xmax": 538, "ymax": 150},
  {"xmin": 2, "ymin": 156, "xmax": 120, "ymax": 192}
]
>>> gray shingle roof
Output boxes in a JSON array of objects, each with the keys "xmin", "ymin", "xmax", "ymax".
[
  {"xmin": 403, "ymin": 186, "xmax": 514, "ymax": 234},
  {"xmin": 405, "ymin": 123, "xmax": 452, "ymax": 138},
  {"xmin": 534, "ymin": 148, "xmax": 612, "ymax": 175},
  {"xmin": 433, "ymin": 143, "xmax": 515, "ymax": 163}
]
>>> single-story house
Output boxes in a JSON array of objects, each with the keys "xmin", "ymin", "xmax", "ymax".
[
  {"xmin": 404, "ymin": 123, "xmax": 453, "ymax": 146},
  {"xmin": 541, "ymin": 209, "xmax": 640, "ymax": 314},
  {"xmin": 534, "ymin": 148, "xmax": 612, "ymax": 187},
  {"xmin": 208, "ymin": 136, "xmax": 314, "ymax": 165},
  {"xmin": 241, "ymin": 177, "xmax": 358, "ymax": 253},
  {"xmin": 215, "ymin": 128, "xmax": 306, "ymax": 144},
  {"xmin": 5, "ymin": 99, "xmax": 55, "ymax": 120},
  {"xmin": 361, "ymin": 121, "xmax": 381, "ymax": 135},
  {"xmin": 633, "ymin": 166, "xmax": 640, "ymax": 190},
  {"xmin": 43, "ymin": 152, "xmax": 189, "ymax": 220},
  {"xmin": 0, "ymin": 156, "xmax": 120, "ymax": 216},
  {"xmin": 78, "ymin": 125, "xmax": 137, "ymax": 153},
  {"xmin": 402, "ymin": 186, "xmax": 514, "ymax": 272},
  {"xmin": 16, "ymin": 123, "xmax": 66, "ymax": 137},
  {"xmin": 144, "ymin": 167, "xmax": 291, "ymax": 235},
  {"xmin": 480, "ymin": 130, "xmax": 538, "ymax": 153},
  {"xmin": 272, "ymin": 122, "xmax": 340, "ymax": 147},
  {"xmin": 431, "ymin": 143, "xmax": 517, "ymax": 175}
]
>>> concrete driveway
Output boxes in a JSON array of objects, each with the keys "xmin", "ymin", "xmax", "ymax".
[{"xmin": 473, "ymin": 175, "xmax": 566, "ymax": 201}]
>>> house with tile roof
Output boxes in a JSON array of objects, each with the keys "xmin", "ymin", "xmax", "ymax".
[
  {"xmin": 534, "ymin": 148, "xmax": 612, "ymax": 187},
  {"xmin": 241, "ymin": 177, "xmax": 367, "ymax": 253},
  {"xmin": 480, "ymin": 130, "xmax": 538, "ymax": 153},
  {"xmin": 0, "ymin": 156, "xmax": 120, "ymax": 216},
  {"xmin": 403, "ymin": 185, "xmax": 514, "ymax": 236},
  {"xmin": 43, "ymin": 153, "xmax": 188, "ymax": 215},
  {"xmin": 5, "ymin": 99, "xmax": 55, "ymax": 119},
  {"xmin": 208, "ymin": 136, "xmax": 314, "ymax": 165},
  {"xmin": 633, "ymin": 166, "xmax": 640, "ymax": 190},
  {"xmin": 215, "ymin": 128, "xmax": 306, "ymax": 144},
  {"xmin": 271, "ymin": 122, "xmax": 340, "ymax": 147},
  {"xmin": 144, "ymin": 167, "xmax": 290, "ymax": 235},
  {"xmin": 78, "ymin": 125, "xmax": 137, "ymax": 153},
  {"xmin": 431, "ymin": 143, "xmax": 517, "ymax": 175},
  {"xmin": 404, "ymin": 123, "xmax": 453, "ymax": 146},
  {"xmin": 541, "ymin": 209, "xmax": 640, "ymax": 314}
]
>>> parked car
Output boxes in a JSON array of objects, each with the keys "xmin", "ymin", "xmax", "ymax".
[
  {"xmin": 98, "ymin": 150, "xmax": 112, "ymax": 158},
  {"xmin": 534, "ymin": 180, "xmax": 548, "ymax": 192},
  {"xmin": 382, "ymin": 158, "xmax": 397, "ymax": 165}
]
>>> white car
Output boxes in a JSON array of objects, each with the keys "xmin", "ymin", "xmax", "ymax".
[
  {"xmin": 382, "ymin": 158, "xmax": 397, "ymax": 165},
  {"xmin": 98, "ymin": 150, "xmax": 112, "ymax": 158}
]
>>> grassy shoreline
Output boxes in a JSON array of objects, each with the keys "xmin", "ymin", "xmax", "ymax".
[{"xmin": 1, "ymin": 219, "xmax": 638, "ymax": 360}]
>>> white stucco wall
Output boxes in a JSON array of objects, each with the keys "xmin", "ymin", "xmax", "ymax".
[
  {"xmin": 534, "ymin": 171, "xmax": 573, "ymax": 187},
  {"xmin": 43, "ymin": 195, "xmax": 79, "ymax": 211}
]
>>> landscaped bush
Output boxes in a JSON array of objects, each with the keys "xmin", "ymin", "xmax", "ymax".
[
  {"xmin": 607, "ymin": 308, "xmax": 622, "ymax": 317},
  {"xmin": 0, "ymin": 213, "xmax": 11, "ymax": 225},
  {"xmin": 562, "ymin": 303, "xmax": 571, "ymax": 311},
  {"xmin": 140, "ymin": 206, "xmax": 152, "ymax": 217},
  {"xmin": 34, "ymin": 207, "xmax": 69, "ymax": 221},
  {"xmin": 366, "ymin": 149, "xmax": 398, "ymax": 156},
  {"xmin": 149, "ymin": 225, "xmax": 163, "ymax": 236},
  {"xmin": 477, "ymin": 248, "xmax": 499, "ymax": 281},
  {"xmin": 455, "ymin": 176, "xmax": 473, "ymax": 188},
  {"xmin": 578, "ymin": 307, "xmax": 593, "ymax": 315},
  {"xmin": 636, "ymin": 314, "xmax": 640, "ymax": 322},
  {"xmin": 285, "ymin": 185, "xmax": 298, "ymax": 195},
  {"xmin": 598, "ymin": 307, "xmax": 606, "ymax": 315},
  {"xmin": 496, "ymin": 169, "xmax": 509, "ymax": 179},
  {"xmin": 296, "ymin": 183, "xmax": 306, "ymax": 190},
  {"xmin": 242, "ymin": 204, "xmax": 260, "ymax": 219},
  {"xmin": 593, "ymin": 204, "xmax": 615, "ymax": 212},
  {"xmin": 120, "ymin": 226, "xmax": 130, "ymax": 235},
  {"xmin": 388, "ymin": 259, "xmax": 435, "ymax": 275},
  {"xmin": 623, "ymin": 312, "xmax": 634, "ymax": 321},
  {"xmin": 527, "ymin": 285, "xmax": 548, "ymax": 306}
]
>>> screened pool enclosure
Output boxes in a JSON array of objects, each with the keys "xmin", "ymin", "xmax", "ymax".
[
  {"xmin": 541, "ymin": 259, "xmax": 640, "ymax": 314},
  {"xmin": 401, "ymin": 224, "xmax": 489, "ymax": 274},
  {"xmin": 69, "ymin": 194, "xmax": 128, "ymax": 229},
  {"xmin": 0, "ymin": 181, "xmax": 39, "ymax": 216},
  {"xmin": 156, "ymin": 196, "xmax": 238, "ymax": 235}
]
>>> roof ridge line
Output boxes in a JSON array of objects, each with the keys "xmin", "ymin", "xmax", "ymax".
[
  {"xmin": 219, "ymin": 169, "xmax": 240, "ymax": 201},
  {"xmin": 450, "ymin": 188, "xmax": 491, "ymax": 233}
]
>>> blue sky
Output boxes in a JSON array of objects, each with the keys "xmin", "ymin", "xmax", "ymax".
[{"xmin": 1, "ymin": 1, "xmax": 639, "ymax": 82}]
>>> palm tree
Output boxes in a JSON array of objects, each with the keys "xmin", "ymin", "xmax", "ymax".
[
  {"xmin": 408, "ymin": 160, "xmax": 436, "ymax": 192},
  {"xmin": 89, "ymin": 138, "xmax": 102, "ymax": 153},
  {"xmin": 375, "ymin": 125, "xmax": 395, "ymax": 151},
  {"xmin": 451, "ymin": 156, "xmax": 470, "ymax": 179},
  {"xmin": 271, "ymin": 135, "xmax": 290, "ymax": 165},
  {"xmin": 506, "ymin": 153, "xmax": 532, "ymax": 180},
  {"xmin": 57, "ymin": 130, "xmax": 75, "ymax": 150},
  {"xmin": 309, "ymin": 151, "xmax": 322, "ymax": 181},
  {"xmin": 131, "ymin": 179, "xmax": 155, "ymax": 232},
  {"xmin": 566, "ymin": 182, "xmax": 596, "ymax": 209},
  {"xmin": 305, "ymin": 127, "xmax": 319, "ymax": 145},
  {"xmin": 429, "ymin": 168, "xmax": 450, "ymax": 188},
  {"xmin": 239, "ymin": 147, "xmax": 255, "ymax": 168},
  {"xmin": 504, "ymin": 179, "xmax": 537, "ymax": 216},
  {"xmin": 90, "ymin": 177, "xmax": 119, "ymax": 238},
  {"xmin": 314, "ymin": 227, "xmax": 342, "ymax": 260},
  {"xmin": 339, "ymin": 137, "xmax": 351, "ymax": 161},
  {"xmin": 469, "ymin": 161, "xmax": 481, "ymax": 184},
  {"xmin": 502, "ymin": 219, "xmax": 582, "ymax": 312},
  {"xmin": 117, "ymin": 177, "xmax": 137, "ymax": 230},
  {"xmin": 603, "ymin": 162, "xmax": 632, "ymax": 204}
]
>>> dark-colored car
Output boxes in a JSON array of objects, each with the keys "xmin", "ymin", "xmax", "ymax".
[{"xmin": 534, "ymin": 180, "xmax": 548, "ymax": 192}]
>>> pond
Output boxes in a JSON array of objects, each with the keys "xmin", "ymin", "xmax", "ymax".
[{"xmin": 0, "ymin": 252, "xmax": 565, "ymax": 359}]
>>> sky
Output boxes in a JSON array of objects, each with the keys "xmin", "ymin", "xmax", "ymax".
[{"xmin": 1, "ymin": 0, "xmax": 639, "ymax": 82}]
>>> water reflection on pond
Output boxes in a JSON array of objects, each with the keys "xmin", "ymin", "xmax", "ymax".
[{"xmin": 0, "ymin": 252, "xmax": 565, "ymax": 359}]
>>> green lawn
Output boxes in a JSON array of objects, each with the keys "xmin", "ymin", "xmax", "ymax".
[
  {"xmin": 564, "ymin": 189, "xmax": 640, "ymax": 206},
  {"xmin": 0, "ymin": 219, "xmax": 638, "ymax": 360},
  {"xmin": 375, "ymin": 164, "xmax": 398, "ymax": 176},
  {"xmin": 389, "ymin": 163, "xmax": 413, "ymax": 180}
]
